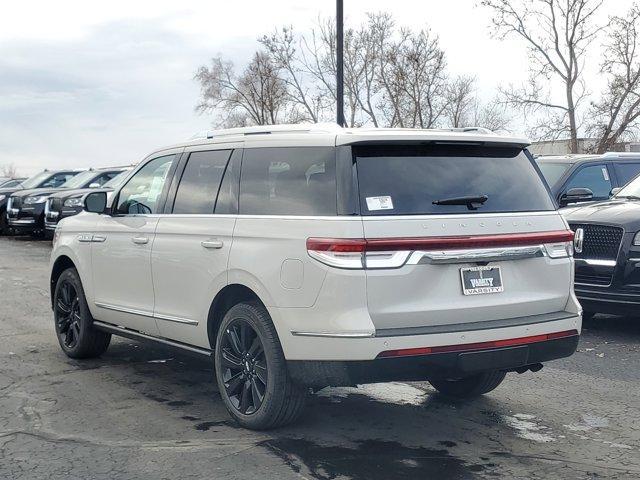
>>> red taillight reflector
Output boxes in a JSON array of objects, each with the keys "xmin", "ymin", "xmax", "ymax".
[
  {"xmin": 307, "ymin": 230, "xmax": 574, "ymax": 253},
  {"xmin": 306, "ymin": 238, "xmax": 366, "ymax": 252},
  {"xmin": 377, "ymin": 329, "xmax": 579, "ymax": 358}
]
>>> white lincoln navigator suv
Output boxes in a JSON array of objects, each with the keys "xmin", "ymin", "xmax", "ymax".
[{"xmin": 50, "ymin": 125, "xmax": 581, "ymax": 429}]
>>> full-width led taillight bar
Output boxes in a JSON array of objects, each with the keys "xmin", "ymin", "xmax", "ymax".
[
  {"xmin": 377, "ymin": 329, "xmax": 579, "ymax": 358},
  {"xmin": 306, "ymin": 230, "xmax": 574, "ymax": 269}
]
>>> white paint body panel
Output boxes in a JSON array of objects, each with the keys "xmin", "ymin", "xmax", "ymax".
[{"xmin": 49, "ymin": 126, "xmax": 581, "ymax": 363}]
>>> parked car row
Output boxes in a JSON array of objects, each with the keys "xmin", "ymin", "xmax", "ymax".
[{"xmin": 0, "ymin": 167, "xmax": 132, "ymax": 237}]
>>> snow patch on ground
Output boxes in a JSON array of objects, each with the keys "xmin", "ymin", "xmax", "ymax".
[
  {"xmin": 564, "ymin": 414, "xmax": 609, "ymax": 432},
  {"xmin": 502, "ymin": 414, "xmax": 555, "ymax": 443},
  {"xmin": 318, "ymin": 382, "xmax": 427, "ymax": 406}
]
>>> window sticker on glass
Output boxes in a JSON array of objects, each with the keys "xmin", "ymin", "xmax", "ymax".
[
  {"xmin": 602, "ymin": 167, "xmax": 610, "ymax": 181},
  {"xmin": 366, "ymin": 196, "xmax": 394, "ymax": 211}
]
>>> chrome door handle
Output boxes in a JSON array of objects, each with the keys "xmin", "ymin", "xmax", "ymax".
[
  {"xmin": 201, "ymin": 239, "xmax": 223, "ymax": 249},
  {"xmin": 132, "ymin": 236, "xmax": 149, "ymax": 245}
]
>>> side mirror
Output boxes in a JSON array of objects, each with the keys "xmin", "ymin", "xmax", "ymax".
[
  {"xmin": 610, "ymin": 187, "xmax": 622, "ymax": 197},
  {"xmin": 89, "ymin": 182, "xmax": 101, "ymax": 188},
  {"xmin": 559, "ymin": 187, "xmax": 594, "ymax": 207},
  {"xmin": 84, "ymin": 191, "xmax": 107, "ymax": 214}
]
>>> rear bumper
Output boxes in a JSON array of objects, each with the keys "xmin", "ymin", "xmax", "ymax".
[{"xmin": 288, "ymin": 334, "xmax": 579, "ymax": 388}]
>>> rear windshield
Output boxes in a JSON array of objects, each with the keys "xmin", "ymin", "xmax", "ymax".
[{"xmin": 355, "ymin": 144, "xmax": 555, "ymax": 215}]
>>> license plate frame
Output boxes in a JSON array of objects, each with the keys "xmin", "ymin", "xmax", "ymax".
[{"xmin": 460, "ymin": 266, "xmax": 504, "ymax": 296}]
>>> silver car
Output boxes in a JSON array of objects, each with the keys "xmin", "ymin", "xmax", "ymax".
[{"xmin": 49, "ymin": 124, "xmax": 581, "ymax": 429}]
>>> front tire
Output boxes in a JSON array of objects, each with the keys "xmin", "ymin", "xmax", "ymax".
[
  {"xmin": 214, "ymin": 302, "xmax": 306, "ymax": 430},
  {"xmin": 429, "ymin": 370, "xmax": 507, "ymax": 399},
  {"xmin": 53, "ymin": 268, "xmax": 111, "ymax": 358}
]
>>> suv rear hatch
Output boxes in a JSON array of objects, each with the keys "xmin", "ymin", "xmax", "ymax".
[{"xmin": 353, "ymin": 143, "xmax": 573, "ymax": 333}]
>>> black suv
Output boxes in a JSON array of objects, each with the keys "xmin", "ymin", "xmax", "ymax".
[
  {"xmin": 564, "ymin": 172, "xmax": 640, "ymax": 317},
  {"xmin": 44, "ymin": 169, "xmax": 131, "ymax": 232},
  {"xmin": 536, "ymin": 153, "xmax": 640, "ymax": 207},
  {"xmin": 1, "ymin": 170, "xmax": 80, "ymax": 235},
  {"xmin": 8, "ymin": 168, "xmax": 123, "ymax": 237}
]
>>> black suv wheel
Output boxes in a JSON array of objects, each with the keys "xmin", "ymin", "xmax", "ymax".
[
  {"xmin": 214, "ymin": 302, "xmax": 306, "ymax": 430},
  {"xmin": 53, "ymin": 268, "xmax": 111, "ymax": 358}
]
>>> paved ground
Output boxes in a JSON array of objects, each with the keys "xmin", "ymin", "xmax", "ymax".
[{"xmin": 0, "ymin": 236, "xmax": 639, "ymax": 479}]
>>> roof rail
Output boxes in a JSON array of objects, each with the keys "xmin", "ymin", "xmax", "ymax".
[
  {"xmin": 602, "ymin": 151, "xmax": 640, "ymax": 158},
  {"xmin": 192, "ymin": 123, "xmax": 343, "ymax": 141}
]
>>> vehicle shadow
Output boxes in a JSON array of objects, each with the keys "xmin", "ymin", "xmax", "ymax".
[
  {"xmin": 63, "ymin": 338, "xmax": 517, "ymax": 479},
  {"xmin": 583, "ymin": 314, "xmax": 640, "ymax": 338}
]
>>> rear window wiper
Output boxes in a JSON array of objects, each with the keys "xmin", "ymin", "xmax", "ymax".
[
  {"xmin": 618, "ymin": 195, "xmax": 640, "ymax": 201},
  {"xmin": 432, "ymin": 195, "xmax": 488, "ymax": 210}
]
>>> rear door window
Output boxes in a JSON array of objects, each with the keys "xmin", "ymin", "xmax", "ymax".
[
  {"xmin": 563, "ymin": 164, "xmax": 612, "ymax": 199},
  {"xmin": 614, "ymin": 162, "xmax": 640, "ymax": 186},
  {"xmin": 355, "ymin": 144, "xmax": 555, "ymax": 215},
  {"xmin": 239, "ymin": 147, "xmax": 336, "ymax": 215},
  {"xmin": 172, "ymin": 150, "xmax": 231, "ymax": 214}
]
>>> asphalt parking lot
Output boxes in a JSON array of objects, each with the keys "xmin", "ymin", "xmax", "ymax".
[{"xmin": 0, "ymin": 236, "xmax": 639, "ymax": 479}]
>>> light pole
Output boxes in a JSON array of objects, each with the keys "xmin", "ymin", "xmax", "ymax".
[{"xmin": 336, "ymin": 0, "xmax": 345, "ymax": 127}]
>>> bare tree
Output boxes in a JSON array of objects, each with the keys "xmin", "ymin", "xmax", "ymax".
[
  {"xmin": 1, "ymin": 164, "xmax": 18, "ymax": 178},
  {"xmin": 260, "ymin": 27, "xmax": 327, "ymax": 123},
  {"xmin": 195, "ymin": 51, "xmax": 289, "ymax": 127},
  {"xmin": 376, "ymin": 26, "xmax": 448, "ymax": 128},
  {"xmin": 473, "ymin": 97, "xmax": 513, "ymax": 132},
  {"xmin": 445, "ymin": 75, "xmax": 477, "ymax": 128},
  {"xmin": 482, "ymin": 0, "xmax": 604, "ymax": 152},
  {"xmin": 588, "ymin": 4, "xmax": 640, "ymax": 153}
]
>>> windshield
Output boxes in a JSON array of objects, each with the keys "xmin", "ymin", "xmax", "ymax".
[
  {"xmin": 60, "ymin": 170, "xmax": 94, "ymax": 189},
  {"xmin": 20, "ymin": 172, "xmax": 53, "ymax": 189},
  {"xmin": 537, "ymin": 162, "xmax": 573, "ymax": 187},
  {"xmin": 103, "ymin": 170, "xmax": 130, "ymax": 188},
  {"xmin": 615, "ymin": 174, "xmax": 640, "ymax": 198},
  {"xmin": 355, "ymin": 144, "xmax": 555, "ymax": 215}
]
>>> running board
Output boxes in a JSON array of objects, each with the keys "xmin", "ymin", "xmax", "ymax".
[{"xmin": 92, "ymin": 320, "xmax": 212, "ymax": 358}]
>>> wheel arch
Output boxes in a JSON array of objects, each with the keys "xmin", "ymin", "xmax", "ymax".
[
  {"xmin": 50, "ymin": 254, "xmax": 77, "ymax": 309},
  {"xmin": 206, "ymin": 284, "xmax": 268, "ymax": 349}
]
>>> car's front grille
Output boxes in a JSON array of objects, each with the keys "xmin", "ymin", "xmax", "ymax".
[
  {"xmin": 50, "ymin": 198, "xmax": 62, "ymax": 212},
  {"xmin": 11, "ymin": 197, "xmax": 22, "ymax": 209},
  {"xmin": 569, "ymin": 223, "xmax": 623, "ymax": 260},
  {"xmin": 575, "ymin": 272, "xmax": 612, "ymax": 286}
]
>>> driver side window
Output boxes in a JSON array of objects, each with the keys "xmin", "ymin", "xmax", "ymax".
[{"xmin": 116, "ymin": 155, "xmax": 175, "ymax": 215}]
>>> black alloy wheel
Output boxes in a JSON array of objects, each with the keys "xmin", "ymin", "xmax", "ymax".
[
  {"xmin": 214, "ymin": 301, "xmax": 306, "ymax": 429},
  {"xmin": 53, "ymin": 267, "xmax": 111, "ymax": 358},
  {"xmin": 55, "ymin": 279, "xmax": 82, "ymax": 349},
  {"xmin": 219, "ymin": 319, "xmax": 268, "ymax": 415}
]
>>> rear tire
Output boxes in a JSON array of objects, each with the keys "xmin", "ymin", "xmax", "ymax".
[
  {"xmin": 53, "ymin": 268, "xmax": 111, "ymax": 359},
  {"xmin": 214, "ymin": 302, "xmax": 306, "ymax": 430},
  {"xmin": 429, "ymin": 370, "xmax": 507, "ymax": 399}
]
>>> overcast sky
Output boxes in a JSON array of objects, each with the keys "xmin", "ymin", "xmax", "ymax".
[{"xmin": 0, "ymin": 0, "xmax": 632, "ymax": 175}]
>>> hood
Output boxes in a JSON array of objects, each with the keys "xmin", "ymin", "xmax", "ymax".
[
  {"xmin": 11, "ymin": 187, "xmax": 66, "ymax": 199},
  {"xmin": 48, "ymin": 186, "xmax": 114, "ymax": 200},
  {"xmin": 563, "ymin": 198, "xmax": 640, "ymax": 229},
  {"xmin": 0, "ymin": 186, "xmax": 23, "ymax": 195}
]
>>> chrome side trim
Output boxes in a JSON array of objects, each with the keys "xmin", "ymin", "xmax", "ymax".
[
  {"xmin": 575, "ymin": 258, "xmax": 617, "ymax": 267},
  {"xmin": 290, "ymin": 331, "xmax": 375, "ymax": 338},
  {"xmin": 95, "ymin": 302, "xmax": 153, "ymax": 317},
  {"xmin": 92, "ymin": 320, "xmax": 210, "ymax": 356},
  {"xmin": 408, "ymin": 245, "xmax": 546, "ymax": 265},
  {"xmin": 154, "ymin": 312, "xmax": 199, "ymax": 326},
  {"xmin": 94, "ymin": 302, "xmax": 199, "ymax": 326}
]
